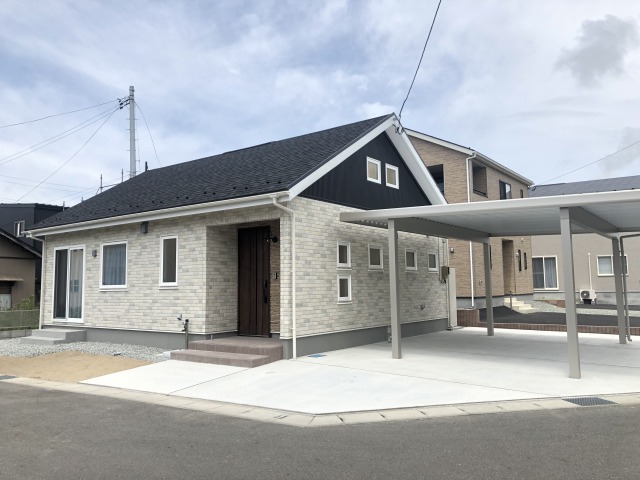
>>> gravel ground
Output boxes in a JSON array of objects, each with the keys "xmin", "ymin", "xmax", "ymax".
[{"xmin": 0, "ymin": 339, "xmax": 169, "ymax": 362}]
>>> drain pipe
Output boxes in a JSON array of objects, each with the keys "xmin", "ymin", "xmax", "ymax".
[
  {"xmin": 466, "ymin": 153, "xmax": 477, "ymax": 308},
  {"xmin": 272, "ymin": 197, "xmax": 297, "ymax": 358}
]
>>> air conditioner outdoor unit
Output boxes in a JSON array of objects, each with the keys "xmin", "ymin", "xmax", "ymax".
[{"xmin": 580, "ymin": 289, "xmax": 596, "ymax": 304}]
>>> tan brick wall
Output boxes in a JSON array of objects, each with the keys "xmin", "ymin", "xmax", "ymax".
[{"xmin": 409, "ymin": 136, "xmax": 533, "ymax": 299}]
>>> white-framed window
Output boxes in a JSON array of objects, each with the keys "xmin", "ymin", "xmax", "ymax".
[
  {"xmin": 101, "ymin": 241, "xmax": 127, "ymax": 288},
  {"xmin": 337, "ymin": 241, "xmax": 351, "ymax": 269},
  {"xmin": 337, "ymin": 274, "xmax": 352, "ymax": 303},
  {"xmin": 14, "ymin": 220, "xmax": 25, "ymax": 237},
  {"xmin": 160, "ymin": 236, "xmax": 178, "ymax": 286},
  {"xmin": 368, "ymin": 244, "xmax": 383, "ymax": 270},
  {"xmin": 532, "ymin": 256, "xmax": 558, "ymax": 289},
  {"xmin": 385, "ymin": 164, "xmax": 399, "ymax": 189},
  {"xmin": 427, "ymin": 252, "xmax": 438, "ymax": 272},
  {"xmin": 366, "ymin": 157, "xmax": 381, "ymax": 184},
  {"xmin": 405, "ymin": 249, "xmax": 417, "ymax": 271},
  {"xmin": 597, "ymin": 255, "xmax": 628, "ymax": 276}
]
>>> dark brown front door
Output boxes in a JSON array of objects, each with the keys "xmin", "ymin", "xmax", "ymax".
[{"xmin": 238, "ymin": 226, "xmax": 270, "ymax": 336}]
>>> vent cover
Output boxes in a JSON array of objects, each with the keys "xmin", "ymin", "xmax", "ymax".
[{"xmin": 563, "ymin": 396, "xmax": 616, "ymax": 407}]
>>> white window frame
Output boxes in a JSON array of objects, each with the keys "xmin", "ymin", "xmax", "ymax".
[
  {"xmin": 385, "ymin": 164, "xmax": 399, "ymax": 189},
  {"xmin": 366, "ymin": 157, "xmax": 382, "ymax": 184},
  {"xmin": 427, "ymin": 251, "xmax": 439, "ymax": 273},
  {"xmin": 597, "ymin": 254, "xmax": 628, "ymax": 277},
  {"xmin": 100, "ymin": 240, "xmax": 128, "ymax": 289},
  {"xmin": 405, "ymin": 248, "xmax": 417, "ymax": 271},
  {"xmin": 368, "ymin": 244, "xmax": 384, "ymax": 270},
  {"xmin": 160, "ymin": 235, "xmax": 179, "ymax": 287},
  {"xmin": 51, "ymin": 245, "xmax": 86, "ymax": 323},
  {"xmin": 14, "ymin": 220, "xmax": 25, "ymax": 237},
  {"xmin": 532, "ymin": 256, "xmax": 559, "ymax": 290},
  {"xmin": 337, "ymin": 241, "xmax": 351, "ymax": 269},
  {"xmin": 337, "ymin": 274, "xmax": 352, "ymax": 303}
]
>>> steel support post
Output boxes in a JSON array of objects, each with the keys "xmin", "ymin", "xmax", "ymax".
[
  {"xmin": 560, "ymin": 208, "xmax": 581, "ymax": 379},
  {"xmin": 611, "ymin": 237, "xmax": 627, "ymax": 344},
  {"xmin": 388, "ymin": 219, "xmax": 402, "ymax": 359},
  {"xmin": 483, "ymin": 242, "xmax": 494, "ymax": 336}
]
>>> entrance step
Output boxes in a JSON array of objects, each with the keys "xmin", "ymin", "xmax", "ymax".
[
  {"xmin": 170, "ymin": 349, "xmax": 271, "ymax": 367},
  {"xmin": 506, "ymin": 298, "xmax": 537, "ymax": 314},
  {"xmin": 20, "ymin": 328, "xmax": 86, "ymax": 345},
  {"xmin": 171, "ymin": 337, "xmax": 284, "ymax": 367}
]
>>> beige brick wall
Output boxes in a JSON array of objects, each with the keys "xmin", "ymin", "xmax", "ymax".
[
  {"xmin": 287, "ymin": 197, "xmax": 448, "ymax": 338},
  {"xmin": 409, "ymin": 136, "xmax": 533, "ymax": 299},
  {"xmin": 42, "ymin": 198, "xmax": 447, "ymax": 339}
]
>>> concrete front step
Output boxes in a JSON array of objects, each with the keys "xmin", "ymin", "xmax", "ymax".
[
  {"xmin": 189, "ymin": 337, "xmax": 283, "ymax": 363},
  {"xmin": 20, "ymin": 328, "xmax": 86, "ymax": 345},
  {"xmin": 170, "ymin": 349, "xmax": 271, "ymax": 368}
]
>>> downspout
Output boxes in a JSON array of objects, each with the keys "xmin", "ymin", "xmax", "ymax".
[
  {"xmin": 28, "ymin": 233, "xmax": 46, "ymax": 330},
  {"xmin": 466, "ymin": 153, "xmax": 477, "ymax": 307},
  {"xmin": 271, "ymin": 197, "xmax": 297, "ymax": 358}
]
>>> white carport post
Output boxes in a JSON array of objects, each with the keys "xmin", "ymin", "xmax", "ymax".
[
  {"xmin": 483, "ymin": 242, "xmax": 494, "ymax": 336},
  {"xmin": 388, "ymin": 219, "xmax": 402, "ymax": 359},
  {"xmin": 560, "ymin": 208, "xmax": 581, "ymax": 379},
  {"xmin": 611, "ymin": 237, "xmax": 627, "ymax": 345}
]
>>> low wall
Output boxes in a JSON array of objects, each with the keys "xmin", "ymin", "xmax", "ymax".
[{"xmin": 0, "ymin": 310, "xmax": 40, "ymax": 337}]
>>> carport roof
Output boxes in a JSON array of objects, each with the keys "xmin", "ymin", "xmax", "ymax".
[{"xmin": 340, "ymin": 188, "xmax": 640, "ymax": 240}]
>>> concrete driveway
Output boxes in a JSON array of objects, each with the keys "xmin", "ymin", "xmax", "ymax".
[{"xmin": 83, "ymin": 327, "xmax": 640, "ymax": 414}]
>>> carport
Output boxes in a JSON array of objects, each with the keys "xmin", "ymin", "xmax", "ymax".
[{"xmin": 340, "ymin": 189, "xmax": 640, "ymax": 378}]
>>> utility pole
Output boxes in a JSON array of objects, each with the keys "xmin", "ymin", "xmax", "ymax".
[{"xmin": 129, "ymin": 85, "xmax": 136, "ymax": 178}]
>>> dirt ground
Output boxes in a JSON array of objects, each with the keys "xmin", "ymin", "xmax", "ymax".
[{"xmin": 0, "ymin": 352, "xmax": 150, "ymax": 383}]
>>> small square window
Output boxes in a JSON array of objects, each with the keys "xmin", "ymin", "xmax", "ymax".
[
  {"xmin": 368, "ymin": 244, "xmax": 383, "ymax": 270},
  {"xmin": 427, "ymin": 252, "xmax": 438, "ymax": 272},
  {"xmin": 386, "ymin": 164, "xmax": 399, "ymax": 189},
  {"xmin": 597, "ymin": 255, "xmax": 628, "ymax": 276},
  {"xmin": 367, "ymin": 157, "xmax": 381, "ymax": 184},
  {"xmin": 337, "ymin": 241, "xmax": 351, "ymax": 268},
  {"xmin": 338, "ymin": 274, "xmax": 352, "ymax": 302},
  {"xmin": 405, "ymin": 249, "xmax": 417, "ymax": 270}
]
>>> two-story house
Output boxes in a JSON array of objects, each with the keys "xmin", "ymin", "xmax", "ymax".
[{"xmin": 407, "ymin": 130, "xmax": 535, "ymax": 310}]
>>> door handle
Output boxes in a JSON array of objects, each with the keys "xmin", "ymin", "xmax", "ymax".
[{"xmin": 264, "ymin": 280, "xmax": 268, "ymax": 304}]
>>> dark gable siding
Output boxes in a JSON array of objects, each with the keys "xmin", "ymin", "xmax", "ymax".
[{"xmin": 300, "ymin": 132, "xmax": 430, "ymax": 210}]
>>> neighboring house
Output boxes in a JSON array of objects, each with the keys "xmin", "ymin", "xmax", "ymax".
[
  {"xmin": 530, "ymin": 175, "xmax": 640, "ymax": 305},
  {"xmin": 0, "ymin": 229, "xmax": 40, "ymax": 310},
  {"xmin": 406, "ymin": 129, "xmax": 534, "ymax": 309},
  {"xmin": 0, "ymin": 203, "xmax": 64, "ymax": 302},
  {"xmin": 28, "ymin": 114, "xmax": 449, "ymax": 355}
]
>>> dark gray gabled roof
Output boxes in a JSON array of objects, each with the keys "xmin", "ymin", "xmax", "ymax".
[
  {"xmin": 33, "ymin": 114, "xmax": 393, "ymax": 229},
  {"xmin": 0, "ymin": 228, "xmax": 41, "ymax": 257},
  {"xmin": 529, "ymin": 175, "xmax": 640, "ymax": 197}
]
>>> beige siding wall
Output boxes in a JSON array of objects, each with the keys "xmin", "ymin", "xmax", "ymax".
[
  {"xmin": 409, "ymin": 136, "xmax": 533, "ymax": 299},
  {"xmin": 289, "ymin": 197, "xmax": 448, "ymax": 338}
]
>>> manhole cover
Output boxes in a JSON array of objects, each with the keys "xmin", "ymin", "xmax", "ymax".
[
  {"xmin": 562, "ymin": 396, "xmax": 617, "ymax": 407},
  {"xmin": 0, "ymin": 375, "xmax": 16, "ymax": 381}
]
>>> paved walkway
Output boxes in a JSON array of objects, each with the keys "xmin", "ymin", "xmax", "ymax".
[{"xmin": 4, "ymin": 327, "xmax": 640, "ymax": 426}]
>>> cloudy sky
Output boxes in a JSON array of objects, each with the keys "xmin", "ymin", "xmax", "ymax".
[{"xmin": 1, "ymin": 0, "xmax": 639, "ymax": 206}]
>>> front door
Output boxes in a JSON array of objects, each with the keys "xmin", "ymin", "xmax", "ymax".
[{"xmin": 237, "ymin": 227, "xmax": 270, "ymax": 336}]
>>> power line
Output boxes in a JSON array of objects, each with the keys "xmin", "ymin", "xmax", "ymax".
[
  {"xmin": 134, "ymin": 100, "xmax": 162, "ymax": 167},
  {"xmin": 0, "ymin": 173, "xmax": 88, "ymax": 190},
  {"xmin": 0, "ymin": 104, "xmax": 119, "ymax": 167},
  {"xmin": 16, "ymin": 108, "xmax": 119, "ymax": 202},
  {"xmin": 534, "ymin": 138, "xmax": 640, "ymax": 186},
  {"xmin": 398, "ymin": 0, "xmax": 443, "ymax": 124},
  {"xmin": 0, "ymin": 99, "xmax": 116, "ymax": 129}
]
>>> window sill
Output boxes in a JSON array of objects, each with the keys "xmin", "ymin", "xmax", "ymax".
[
  {"xmin": 405, "ymin": 268, "xmax": 418, "ymax": 272},
  {"xmin": 368, "ymin": 267, "xmax": 384, "ymax": 272},
  {"xmin": 427, "ymin": 269, "xmax": 439, "ymax": 274},
  {"xmin": 99, "ymin": 286, "xmax": 127, "ymax": 291},
  {"xmin": 159, "ymin": 285, "xmax": 179, "ymax": 289},
  {"xmin": 337, "ymin": 265, "xmax": 352, "ymax": 270},
  {"xmin": 533, "ymin": 287, "xmax": 559, "ymax": 291},
  {"xmin": 337, "ymin": 300, "xmax": 352, "ymax": 305}
]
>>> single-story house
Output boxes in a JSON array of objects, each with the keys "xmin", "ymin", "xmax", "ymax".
[
  {"xmin": 0, "ymin": 229, "xmax": 41, "ymax": 310},
  {"xmin": 28, "ymin": 114, "xmax": 449, "ymax": 357}
]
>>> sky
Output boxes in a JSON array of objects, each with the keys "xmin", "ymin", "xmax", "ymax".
[{"xmin": 0, "ymin": 0, "xmax": 639, "ymax": 206}]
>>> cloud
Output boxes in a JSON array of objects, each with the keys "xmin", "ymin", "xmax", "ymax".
[
  {"xmin": 601, "ymin": 127, "xmax": 640, "ymax": 173},
  {"xmin": 356, "ymin": 102, "xmax": 394, "ymax": 119},
  {"xmin": 556, "ymin": 15, "xmax": 639, "ymax": 86}
]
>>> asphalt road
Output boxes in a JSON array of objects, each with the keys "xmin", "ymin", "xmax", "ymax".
[{"xmin": 1, "ymin": 383, "xmax": 639, "ymax": 480}]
